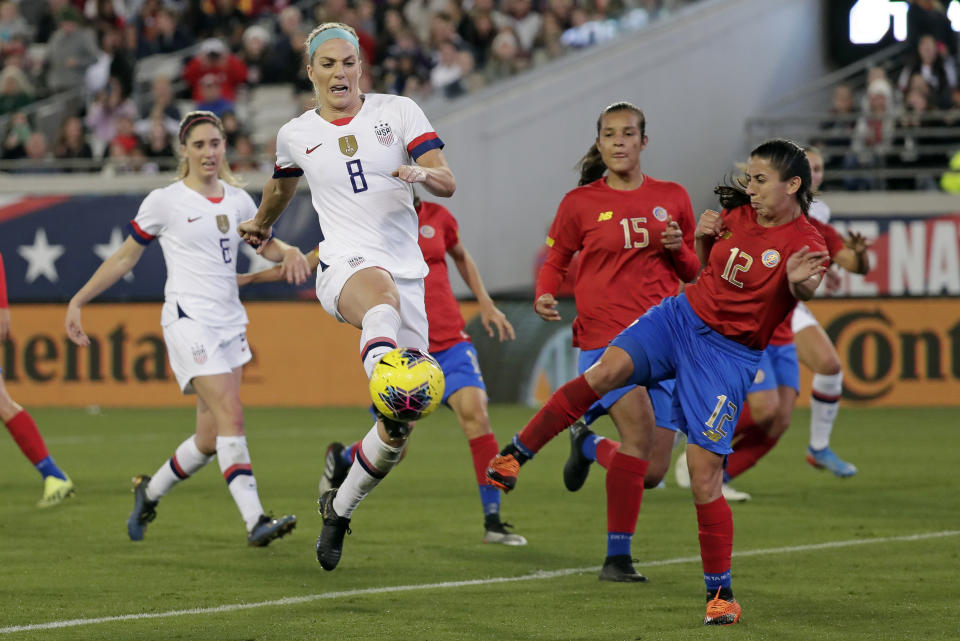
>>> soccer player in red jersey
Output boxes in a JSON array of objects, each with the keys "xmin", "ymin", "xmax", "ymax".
[
  {"xmin": 711, "ymin": 203, "xmax": 871, "ymax": 485},
  {"xmin": 487, "ymin": 139, "xmax": 829, "ymax": 625},
  {"xmin": 0, "ymin": 251, "xmax": 74, "ymax": 507},
  {"xmin": 532, "ymin": 101, "xmax": 699, "ymax": 581}
]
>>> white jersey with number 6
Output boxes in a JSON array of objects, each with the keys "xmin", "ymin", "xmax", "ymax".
[
  {"xmin": 127, "ymin": 180, "xmax": 255, "ymax": 329},
  {"xmin": 273, "ymin": 93, "xmax": 444, "ymax": 280}
]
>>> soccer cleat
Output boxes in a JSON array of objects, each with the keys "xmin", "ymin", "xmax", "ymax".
[
  {"xmin": 36, "ymin": 475, "xmax": 75, "ymax": 508},
  {"xmin": 703, "ymin": 588, "xmax": 742, "ymax": 625},
  {"xmin": 599, "ymin": 555, "xmax": 648, "ymax": 583},
  {"xmin": 127, "ymin": 474, "xmax": 158, "ymax": 541},
  {"xmin": 248, "ymin": 513, "xmax": 297, "ymax": 547},
  {"xmin": 806, "ymin": 446, "xmax": 857, "ymax": 478},
  {"xmin": 316, "ymin": 488, "xmax": 351, "ymax": 571},
  {"xmin": 721, "ymin": 483, "xmax": 751, "ymax": 502},
  {"xmin": 563, "ymin": 419, "xmax": 594, "ymax": 492},
  {"xmin": 318, "ymin": 442, "xmax": 351, "ymax": 495},
  {"xmin": 482, "ymin": 519, "xmax": 528, "ymax": 546},
  {"xmin": 674, "ymin": 451, "xmax": 691, "ymax": 489},
  {"xmin": 486, "ymin": 453, "xmax": 521, "ymax": 492}
]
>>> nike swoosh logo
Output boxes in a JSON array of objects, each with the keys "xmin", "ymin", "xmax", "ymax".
[
  {"xmin": 306, "ymin": 143, "xmax": 322, "ymax": 154},
  {"xmin": 187, "ymin": 217, "xmax": 201, "ymax": 223}
]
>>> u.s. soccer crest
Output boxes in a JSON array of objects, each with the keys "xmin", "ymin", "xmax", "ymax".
[
  {"xmin": 191, "ymin": 343, "xmax": 208, "ymax": 364},
  {"xmin": 339, "ymin": 135, "xmax": 358, "ymax": 157},
  {"xmin": 374, "ymin": 121, "xmax": 395, "ymax": 147},
  {"xmin": 216, "ymin": 214, "xmax": 230, "ymax": 233}
]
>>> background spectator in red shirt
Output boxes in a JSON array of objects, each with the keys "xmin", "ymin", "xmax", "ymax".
[{"xmin": 183, "ymin": 38, "xmax": 248, "ymax": 102}]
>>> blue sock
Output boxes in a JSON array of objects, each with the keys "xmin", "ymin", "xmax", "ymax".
[
  {"xmin": 704, "ymin": 570, "xmax": 732, "ymax": 593},
  {"xmin": 35, "ymin": 456, "xmax": 67, "ymax": 480},
  {"xmin": 479, "ymin": 485, "xmax": 501, "ymax": 516},
  {"xmin": 511, "ymin": 434, "xmax": 535, "ymax": 461},
  {"xmin": 722, "ymin": 470, "xmax": 732, "ymax": 483},
  {"xmin": 582, "ymin": 434, "xmax": 602, "ymax": 462},
  {"xmin": 607, "ymin": 532, "xmax": 632, "ymax": 557},
  {"xmin": 341, "ymin": 443, "xmax": 356, "ymax": 465}
]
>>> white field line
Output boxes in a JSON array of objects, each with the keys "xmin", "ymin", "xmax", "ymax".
[{"xmin": 1, "ymin": 529, "xmax": 956, "ymax": 634}]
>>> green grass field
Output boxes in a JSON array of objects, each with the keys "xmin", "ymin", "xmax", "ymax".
[{"xmin": 0, "ymin": 405, "xmax": 957, "ymax": 640}]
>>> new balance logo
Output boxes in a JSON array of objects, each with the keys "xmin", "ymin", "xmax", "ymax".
[
  {"xmin": 598, "ymin": 211, "xmax": 613, "ymax": 221},
  {"xmin": 306, "ymin": 143, "xmax": 322, "ymax": 154}
]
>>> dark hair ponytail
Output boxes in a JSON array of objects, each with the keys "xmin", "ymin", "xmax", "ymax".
[
  {"xmin": 714, "ymin": 138, "xmax": 813, "ymax": 215},
  {"xmin": 575, "ymin": 101, "xmax": 646, "ymax": 186}
]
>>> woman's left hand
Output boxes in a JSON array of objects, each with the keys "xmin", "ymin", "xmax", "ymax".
[
  {"xmin": 661, "ymin": 218, "xmax": 683, "ymax": 251},
  {"xmin": 480, "ymin": 303, "xmax": 516, "ymax": 341},
  {"xmin": 280, "ymin": 247, "xmax": 311, "ymax": 285}
]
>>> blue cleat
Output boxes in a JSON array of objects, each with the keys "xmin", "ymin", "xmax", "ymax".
[
  {"xmin": 806, "ymin": 447, "xmax": 857, "ymax": 478},
  {"xmin": 248, "ymin": 513, "xmax": 297, "ymax": 547},
  {"xmin": 127, "ymin": 474, "xmax": 158, "ymax": 541}
]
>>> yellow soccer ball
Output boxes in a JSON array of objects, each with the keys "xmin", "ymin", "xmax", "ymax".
[{"xmin": 369, "ymin": 347, "xmax": 445, "ymax": 422}]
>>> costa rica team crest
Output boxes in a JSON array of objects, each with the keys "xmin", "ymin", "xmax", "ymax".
[
  {"xmin": 374, "ymin": 121, "xmax": 395, "ymax": 147},
  {"xmin": 216, "ymin": 214, "xmax": 230, "ymax": 233},
  {"xmin": 652, "ymin": 206, "xmax": 668, "ymax": 222},
  {"xmin": 420, "ymin": 224, "xmax": 435, "ymax": 239},
  {"xmin": 339, "ymin": 135, "xmax": 358, "ymax": 157},
  {"xmin": 761, "ymin": 249, "xmax": 781, "ymax": 268}
]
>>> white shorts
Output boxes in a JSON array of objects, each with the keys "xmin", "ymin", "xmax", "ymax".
[
  {"xmin": 791, "ymin": 301, "xmax": 820, "ymax": 335},
  {"xmin": 163, "ymin": 318, "xmax": 252, "ymax": 393},
  {"xmin": 315, "ymin": 256, "xmax": 428, "ymax": 350}
]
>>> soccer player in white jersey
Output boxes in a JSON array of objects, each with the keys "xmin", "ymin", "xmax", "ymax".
[
  {"xmin": 65, "ymin": 111, "xmax": 300, "ymax": 546},
  {"xmin": 237, "ymin": 22, "xmax": 456, "ymax": 571},
  {"xmin": 792, "ymin": 146, "xmax": 862, "ymax": 477}
]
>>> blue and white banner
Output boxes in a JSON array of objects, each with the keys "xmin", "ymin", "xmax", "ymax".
[{"xmin": 0, "ymin": 193, "xmax": 323, "ymax": 302}]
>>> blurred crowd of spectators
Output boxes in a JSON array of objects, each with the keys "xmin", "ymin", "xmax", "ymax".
[
  {"xmin": 0, "ymin": 0, "xmax": 688, "ymax": 174},
  {"xmin": 815, "ymin": 0, "xmax": 960, "ymax": 192}
]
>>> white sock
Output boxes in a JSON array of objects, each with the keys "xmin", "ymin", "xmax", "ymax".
[
  {"xmin": 145, "ymin": 435, "xmax": 214, "ymax": 502},
  {"xmin": 332, "ymin": 423, "xmax": 404, "ymax": 518},
  {"xmin": 216, "ymin": 435, "xmax": 264, "ymax": 531},
  {"xmin": 810, "ymin": 372, "xmax": 843, "ymax": 450},
  {"xmin": 359, "ymin": 304, "xmax": 401, "ymax": 378}
]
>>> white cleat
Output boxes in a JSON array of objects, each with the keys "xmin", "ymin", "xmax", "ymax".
[
  {"xmin": 674, "ymin": 451, "xmax": 691, "ymax": 489},
  {"xmin": 721, "ymin": 483, "xmax": 751, "ymax": 502}
]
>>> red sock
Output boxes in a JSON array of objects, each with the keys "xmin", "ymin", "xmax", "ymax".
[
  {"xmin": 732, "ymin": 403, "xmax": 756, "ymax": 439},
  {"xmin": 517, "ymin": 375, "xmax": 600, "ymax": 453},
  {"xmin": 595, "ymin": 437, "xmax": 620, "ymax": 469},
  {"xmin": 468, "ymin": 434, "xmax": 499, "ymax": 486},
  {"xmin": 725, "ymin": 431, "xmax": 779, "ymax": 480},
  {"xmin": 606, "ymin": 452, "xmax": 649, "ymax": 534},
  {"xmin": 5, "ymin": 410, "xmax": 49, "ymax": 464},
  {"xmin": 696, "ymin": 496, "xmax": 733, "ymax": 578}
]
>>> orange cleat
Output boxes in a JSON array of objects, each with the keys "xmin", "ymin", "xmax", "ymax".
[
  {"xmin": 486, "ymin": 454, "xmax": 521, "ymax": 492},
  {"xmin": 703, "ymin": 588, "xmax": 742, "ymax": 626}
]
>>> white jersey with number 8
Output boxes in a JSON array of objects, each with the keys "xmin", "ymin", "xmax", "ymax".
[{"xmin": 273, "ymin": 93, "xmax": 444, "ymax": 280}]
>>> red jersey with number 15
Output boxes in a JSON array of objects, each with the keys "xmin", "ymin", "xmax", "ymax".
[
  {"xmin": 417, "ymin": 200, "xmax": 470, "ymax": 352},
  {"xmin": 536, "ymin": 176, "xmax": 699, "ymax": 350},
  {"xmin": 685, "ymin": 205, "xmax": 827, "ymax": 350}
]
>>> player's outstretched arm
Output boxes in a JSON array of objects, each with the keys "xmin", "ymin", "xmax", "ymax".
[
  {"xmin": 449, "ymin": 241, "xmax": 515, "ymax": 341},
  {"xmin": 239, "ymin": 176, "xmax": 300, "ymax": 249},
  {"xmin": 393, "ymin": 148, "xmax": 455, "ymax": 198},
  {"xmin": 66, "ymin": 236, "xmax": 147, "ymax": 346},
  {"xmin": 834, "ymin": 231, "xmax": 871, "ymax": 275},
  {"xmin": 238, "ymin": 247, "xmax": 319, "ymax": 287}
]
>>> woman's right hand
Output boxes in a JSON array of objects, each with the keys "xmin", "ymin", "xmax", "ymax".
[
  {"xmin": 535, "ymin": 293, "xmax": 562, "ymax": 321},
  {"xmin": 65, "ymin": 302, "xmax": 89, "ymax": 346}
]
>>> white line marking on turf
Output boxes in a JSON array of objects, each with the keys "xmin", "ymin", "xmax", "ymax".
[{"xmin": 2, "ymin": 529, "xmax": 956, "ymax": 634}]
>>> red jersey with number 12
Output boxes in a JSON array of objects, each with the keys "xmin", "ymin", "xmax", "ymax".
[
  {"xmin": 417, "ymin": 201, "xmax": 469, "ymax": 352},
  {"xmin": 685, "ymin": 205, "xmax": 827, "ymax": 350}
]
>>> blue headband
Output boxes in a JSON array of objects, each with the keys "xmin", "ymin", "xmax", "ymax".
[{"xmin": 308, "ymin": 28, "xmax": 360, "ymax": 62}]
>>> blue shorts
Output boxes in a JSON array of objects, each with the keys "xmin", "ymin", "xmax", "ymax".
[
  {"xmin": 748, "ymin": 343, "xmax": 799, "ymax": 393},
  {"xmin": 608, "ymin": 294, "xmax": 762, "ymax": 455},
  {"xmin": 578, "ymin": 347, "xmax": 676, "ymax": 430},
  {"xmin": 432, "ymin": 341, "xmax": 485, "ymax": 405}
]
